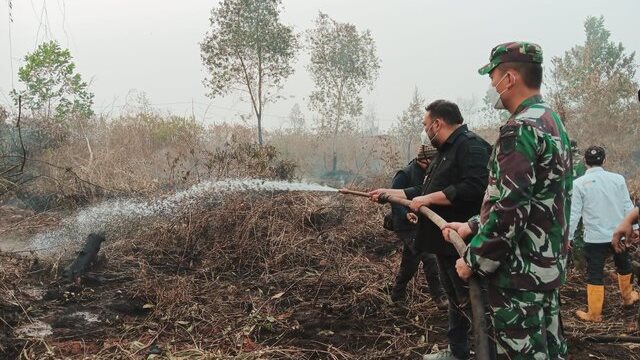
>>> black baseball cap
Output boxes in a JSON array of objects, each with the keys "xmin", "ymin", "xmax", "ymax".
[{"xmin": 584, "ymin": 145, "xmax": 605, "ymax": 164}]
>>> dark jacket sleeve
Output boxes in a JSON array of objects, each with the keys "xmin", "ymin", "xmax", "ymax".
[
  {"xmin": 391, "ymin": 171, "xmax": 410, "ymax": 229},
  {"xmin": 441, "ymin": 140, "xmax": 490, "ymax": 203},
  {"xmin": 403, "ymin": 184, "xmax": 422, "ymax": 199}
]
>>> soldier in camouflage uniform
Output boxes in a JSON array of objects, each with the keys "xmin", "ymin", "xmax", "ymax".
[
  {"xmin": 569, "ymin": 140, "xmax": 586, "ymax": 268},
  {"xmin": 571, "ymin": 141, "xmax": 586, "ymax": 179},
  {"xmin": 443, "ymin": 42, "xmax": 572, "ymax": 360}
]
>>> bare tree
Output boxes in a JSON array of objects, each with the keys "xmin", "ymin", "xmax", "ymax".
[
  {"xmin": 307, "ymin": 12, "xmax": 380, "ymax": 172},
  {"xmin": 360, "ymin": 104, "xmax": 379, "ymax": 136},
  {"xmin": 200, "ymin": 0, "xmax": 299, "ymax": 145},
  {"xmin": 288, "ymin": 103, "xmax": 306, "ymax": 133},
  {"xmin": 392, "ymin": 87, "xmax": 424, "ymax": 162}
]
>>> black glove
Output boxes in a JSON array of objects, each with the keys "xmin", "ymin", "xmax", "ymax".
[{"xmin": 383, "ymin": 213, "xmax": 394, "ymax": 231}]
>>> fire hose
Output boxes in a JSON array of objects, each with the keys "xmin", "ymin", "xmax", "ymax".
[{"xmin": 339, "ymin": 188, "xmax": 492, "ymax": 360}]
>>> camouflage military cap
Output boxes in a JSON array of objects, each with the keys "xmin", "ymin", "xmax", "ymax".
[
  {"xmin": 416, "ymin": 145, "xmax": 437, "ymax": 161},
  {"xmin": 478, "ymin": 42, "xmax": 543, "ymax": 75}
]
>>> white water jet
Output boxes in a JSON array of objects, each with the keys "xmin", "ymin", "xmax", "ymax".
[{"xmin": 29, "ymin": 179, "xmax": 337, "ymax": 252}]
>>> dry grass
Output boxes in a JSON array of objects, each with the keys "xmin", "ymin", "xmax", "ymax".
[{"xmin": 1, "ymin": 192, "xmax": 451, "ymax": 359}]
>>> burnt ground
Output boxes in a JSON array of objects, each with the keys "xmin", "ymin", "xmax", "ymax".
[{"xmin": 0, "ymin": 195, "xmax": 639, "ymax": 359}]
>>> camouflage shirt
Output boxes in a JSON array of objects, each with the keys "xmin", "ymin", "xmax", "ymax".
[
  {"xmin": 464, "ymin": 95, "xmax": 573, "ymax": 291},
  {"xmin": 572, "ymin": 150, "xmax": 586, "ymax": 179}
]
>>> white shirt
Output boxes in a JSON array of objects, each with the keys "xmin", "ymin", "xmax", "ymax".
[{"xmin": 569, "ymin": 167, "xmax": 635, "ymax": 244}]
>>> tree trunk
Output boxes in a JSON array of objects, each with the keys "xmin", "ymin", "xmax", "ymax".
[
  {"xmin": 257, "ymin": 113, "xmax": 263, "ymax": 146},
  {"xmin": 331, "ymin": 126, "xmax": 339, "ymax": 172},
  {"xmin": 332, "ymin": 151, "xmax": 337, "ymax": 172},
  {"xmin": 406, "ymin": 139, "xmax": 412, "ymax": 163},
  {"xmin": 257, "ymin": 45, "xmax": 263, "ymax": 146},
  {"xmin": 331, "ymin": 86, "xmax": 345, "ymax": 173}
]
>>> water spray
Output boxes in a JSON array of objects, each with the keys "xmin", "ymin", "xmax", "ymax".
[
  {"xmin": 28, "ymin": 179, "xmax": 338, "ymax": 252},
  {"xmin": 339, "ymin": 188, "xmax": 492, "ymax": 360}
]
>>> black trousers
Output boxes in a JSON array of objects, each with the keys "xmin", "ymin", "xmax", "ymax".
[
  {"xmin": 392, "ymin": 231, "xmax": 444, "ymax": 299},
  {"xmin": 584, "ymin": 242, "xmax": 633, "ymax": 285},
  {"xmin": 438, "ymin": 255, "xmax": 497, "ymax": 360},
  {"xmin": 437, "ymin": 254, "xmax": 472, "ymax": 360}
]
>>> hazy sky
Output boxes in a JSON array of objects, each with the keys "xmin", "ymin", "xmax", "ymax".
[{"xmin": 1, "ymin": 0, "xmax": 638, "ymax": 130}]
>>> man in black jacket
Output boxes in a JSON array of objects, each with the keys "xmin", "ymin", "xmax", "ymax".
[
  {"xmin": 389, "ymin": 144, "xmax": 447, "ymax": 309},
  {"xmin": 371, "ymin": 99, "xmax": 491, "ymax": 360}
]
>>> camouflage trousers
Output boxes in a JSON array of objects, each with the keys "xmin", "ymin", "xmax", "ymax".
[
  {"xmin": 488, "ymin": 285, "xmax": 567, "ymax": 360},
  {"xmin": 568, "ymin": 219, "xmax": 585, "ymax": 270}
]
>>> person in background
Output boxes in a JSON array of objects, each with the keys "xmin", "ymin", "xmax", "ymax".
[
  {"xmin": 571, "ymin": 140, "xmax": 586, "ymax": 179},
  {"xmin": 388, "ymin": 142, "xmax": 447, "ymax": 309},
  {"xmin": 569, "ymin": 139, "xmax": 587, "ymax": 269},
  {"xmin": 568, "ymin": 146, "xmax": 640, "ymax": 321}
]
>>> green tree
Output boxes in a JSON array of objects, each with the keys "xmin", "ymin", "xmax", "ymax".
[
  {"xmin": 550, "ymin": 16, "xmax": 637, "ymax": 125},
  {"xmin": 11, "ymin": 40, "xmax": 94, "ymax": 122},
  {"xmin": 200, "ymin": 0, "xmax": 299, "ymax": 146},
  {"xmin": 392, "ymin": 87, "xmax": 424, "ymax": 162},
  {"xmin": 549, "ymin": 15, "xmax": 639, "ymax": 179},
  {"xmin": 307, "ymin": 12, "xmax": 380, "ymax": 172}
]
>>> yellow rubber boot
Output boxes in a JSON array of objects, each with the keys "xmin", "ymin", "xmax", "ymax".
[
  {"xmin": 576, "ymin": 285, "xmax": 604, "ymax": 322},
  {"xmin": 618, "ymin": 273, "xmax": 640, "ymax": 306}
]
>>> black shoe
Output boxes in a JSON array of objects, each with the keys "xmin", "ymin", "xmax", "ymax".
[
  {"xmin": 390, "ymin": 288, "xmax": 407, "ymax": 303},
  {"xmin": 433, "ymin": 295, "xmax": 449, "ymax": 310}
]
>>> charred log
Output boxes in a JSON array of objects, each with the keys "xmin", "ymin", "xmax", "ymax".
[{"xmin": 63, "ymin": 233, "xmax": 106, "ymax": 281}]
